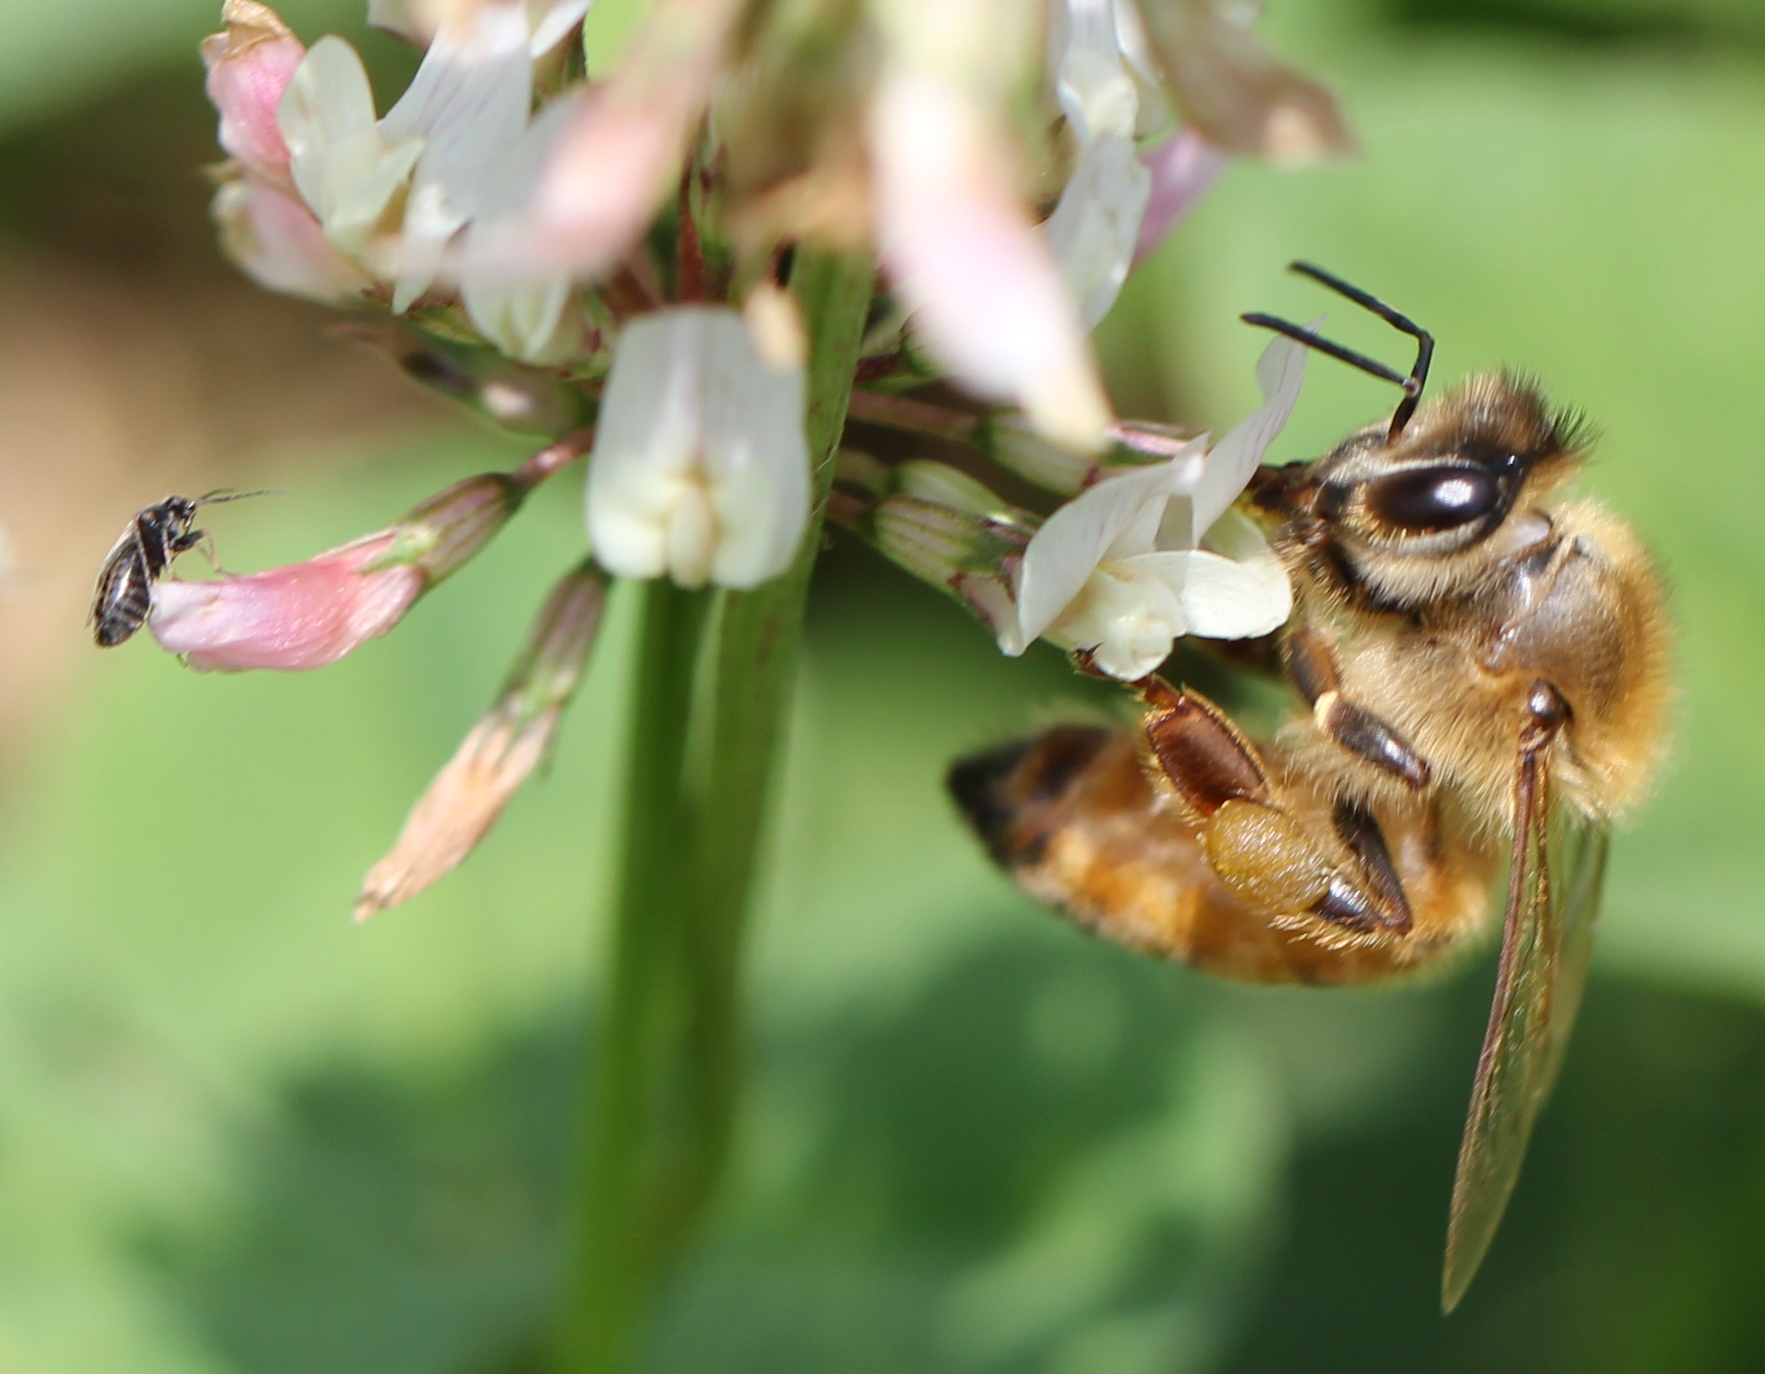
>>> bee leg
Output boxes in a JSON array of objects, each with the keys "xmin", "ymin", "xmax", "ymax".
[
  {"xmin": 1137, "ymin": 676, "xmax": 1411, "ymax": 933},
  {"xmin": 1286, "ymin": 626, "xmax": 1430, "ymax": 788}
]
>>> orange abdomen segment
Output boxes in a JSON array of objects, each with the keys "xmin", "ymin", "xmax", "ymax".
[{"xmin": 948, "ymin": 727, "xmax": 1498, "ymax": 986}]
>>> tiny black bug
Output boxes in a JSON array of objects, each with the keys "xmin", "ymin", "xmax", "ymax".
[{"xmin": 89, "ymin": 490, "xmax": 265, "ymax": 647}]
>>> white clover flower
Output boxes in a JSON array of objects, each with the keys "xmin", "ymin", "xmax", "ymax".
[
  {"xmin": 586, "ymin": 307, "xmax": 811, "ymax": 590},
  {"xmin": 1000, "ymin": 332, "xmax": 1307, "ymax": 679}
]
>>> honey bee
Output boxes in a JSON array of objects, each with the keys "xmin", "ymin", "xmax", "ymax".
[
  {"xmin": 90, "ymin": 490, "xmax": 264, "ymax": 647},
  {"xmin": 948, "ymin": 263, "xmax": 1671, "ymax": 1310}
]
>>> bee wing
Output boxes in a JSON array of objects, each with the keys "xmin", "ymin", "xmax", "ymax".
[{"xmin": 1440, "ymin": 741, "xmax": 1609, "ymax": 1312}]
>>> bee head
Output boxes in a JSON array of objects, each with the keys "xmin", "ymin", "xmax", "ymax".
[
  {"xmin": 1243, "ymin": 265, "xmax": 1589, "ymax": 607},
  {"xmin": 1313, "ymin": 372, "xmax": 1588, "ymax": 560}
]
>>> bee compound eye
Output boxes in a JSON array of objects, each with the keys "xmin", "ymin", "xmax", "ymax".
[{"xmin": 1364, "ymin": 464, "xmax": 1499, "ymax": 533}]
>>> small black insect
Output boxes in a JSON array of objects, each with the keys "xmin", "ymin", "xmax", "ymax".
[{"xmin": 90, "ymin": 491, "xmax": 263, "ymax": 647}]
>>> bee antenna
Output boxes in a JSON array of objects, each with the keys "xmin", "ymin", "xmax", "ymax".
[
  {"xmin": 192, "ymin": 488, "xmax": 284, "ymax": 506},
  {"xmin": 1240, "ymin": 261, "xmax": 1435, "ymax": 439}
]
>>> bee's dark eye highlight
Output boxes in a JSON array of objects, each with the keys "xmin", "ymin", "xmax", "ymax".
[{"xmin": 1365, "ymin": 465, "xmax": 1499, "ymax": 533}]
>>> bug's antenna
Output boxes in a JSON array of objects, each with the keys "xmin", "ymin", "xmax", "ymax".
[
  {"xmin": 193, "ymin": 488, "xmax": 284, "ymax": 506},
  {"xmin": 1240, "ymin": 261, "xmax": 1435, "ymax": 438}
]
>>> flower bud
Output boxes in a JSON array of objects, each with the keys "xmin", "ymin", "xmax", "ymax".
[
  {"xmin": 355, "ymin": 560, "xmax": 609, "ymax": 920},
  {"xmin": 984, "ymin": 412, "xmax": 1095, "ymax": 496},
  {"xmin": 372, "ymin": 471, "xmax": 530, "ymax": 583},
  {"xmin": 202, "ymin": 0, "xmax": 305, "ymax": 191},
  {"xmin": 336, "ymin": 322, "xmax": 597, "ymax": 437},
  {"xmin": 986, "ymin": 412, "xmax": 1207, "ymax": 497},
  {"xmin": 872, "ymin": 461, "xmax": 1034, "ymax": 598}
]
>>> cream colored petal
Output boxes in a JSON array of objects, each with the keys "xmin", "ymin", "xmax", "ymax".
[
  {"xmin": 279, "ymin": 35, "xmax": 376, "ymax": 211},
  {"xmin": 1013, "ymin": 452, "xmax": 1196, "ymax": 648},
  {"xmin": 1126, "ymin": 538, "xmax": 1292, "ymax": 640},
  {"xmin": 586, "ymin": 312, "xmax": 707, "ymax": 578},
  {"xmin": 1052, "ymin": 0, "xmax": 1140, "ymax": 143},
  {"xmin": 461, "ymin": 96, "xmax": 586, "ymax": 361},
  {"xmin": 699, "ymin": 318, "xmax": 811, "ymax": 588},
  {"xmin": 1045, "ymin": 561, "xmax": 1185, "ymax": 679},
  {"xmin": 586, "ymin": 308, "xmax": 809, "ymax": 589},
  {"xmin": 280, "ymin": 37, "xmax": 423, "ymax": 255},
  {"xmin": 382, "ymin": 0, "xmax": 534, "ymax": 308}
]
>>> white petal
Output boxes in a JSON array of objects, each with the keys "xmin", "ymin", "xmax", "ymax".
[
  {"xmin": 1045, "ymin": 562, "xmax": 1185, "ymax": 680},
  {"xmin": 1014, "ymin": 453, "xmax": 1195, "ymax": 646},
  {"xmin": 1112, "ymin": 0, "xmax": 1169, "ymax": 136},
  {"xmin": 367, "ymin": 0, "xmax": 427, "ymax": 43},
  {"xmin": 1126, "ymin": 536, "xmax": 1291, "ymax": 642},
  {"xmin": 965, "ymin": 575, "xmax": 1027, "ymax": 656},
  {"xmin": 280, "ymin": 38, "xmax": 427, "ymax": 256},
  {"xmin": 1044, "ymin": 132, "xmax": 1151, "ymax": 329},
  {"xmin": 461, "ymin": 96, "xmax": 586, "ymax": 361},
  {"xmin": 869, "ymin": 66, "xmax": 1111, "ymax": 451},
  {"xmin": 586, "ymin": 312, "xmax": 707, "ymax": 579},
  {"xmin": 381, "ymin": 1, "xmax": 534, "ymax": 308},
  {"xmin": 586, "ymin": 308, "xmax": 809, "ymax": 589},
  {"xmin": 462, "ymin": 275, "xmax": 584, "ymax": 362},
  {"xmin": 1052, "ymin": 0, "xmax": 1139, "ymax": 143},
  {"xmin": 1180, "ymin": 329, "xmax": 1309, "ymax": 544}
]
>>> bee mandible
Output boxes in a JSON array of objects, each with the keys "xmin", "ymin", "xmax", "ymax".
[{"xmin": 948, "ymin": 262, "xmax": 1671, "ymax": 1310}]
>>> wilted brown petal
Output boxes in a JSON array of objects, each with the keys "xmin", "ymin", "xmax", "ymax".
[
  {"xmin": 354, "ymin": 708, "xmax": 556, "ymax": 920},
  {"xmin": 1131, "ymin": 0, "xmax": 1353, "ymax": 167}
]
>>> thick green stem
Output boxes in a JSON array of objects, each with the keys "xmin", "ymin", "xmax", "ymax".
[
  {"xmin": 564, "ymin": 576, "xmax": 711, "ymax": 1374},
  {"xmin": 673, "ymin": 250, "xmax": 877, "ymax": 1223},
  {"xmin": 558, "ymin": 251, "xmax": 873, "ymax": 1374}
]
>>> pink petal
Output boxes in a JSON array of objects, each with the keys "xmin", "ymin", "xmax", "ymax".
[
  {"xmin": 149, "ymin": 534, "xmax": 422, "ymax": 672},
  {"xmin": 869, "ymin": 67, "xmax": 1111, "ymax": 452},
  {"xmin": 472, "ymin": 0, "xmax": 745, "ymax": 278},
  {"xmin": 201, "ymin": 0, "xmax": 306, "ymax": 191},
  {"xmin": 213, "ymin": 179, "xmax": 370, "ymax": 303},
  {"xmin": 1134, "ymin": 127, "xmax": 1228, "ymax": 262}
]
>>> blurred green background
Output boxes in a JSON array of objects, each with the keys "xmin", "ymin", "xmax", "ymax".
[{"xmin": 1, "ymin": 0, "xmax": 1763, "ymax": 1370}]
